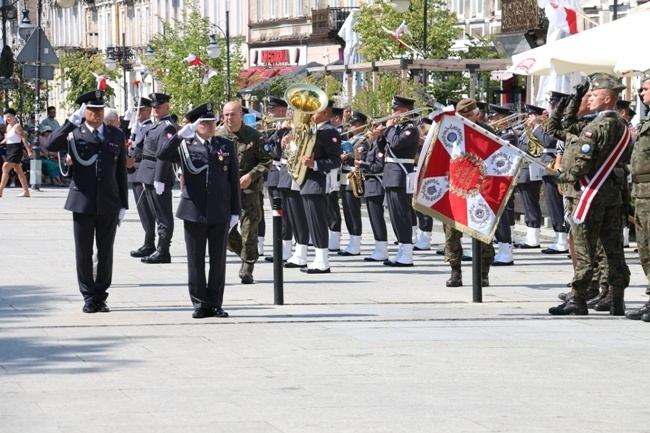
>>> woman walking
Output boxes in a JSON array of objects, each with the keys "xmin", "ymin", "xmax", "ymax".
[{"xmin": 0, "ymin": 108, "xmax": 31, "ymax": 197}]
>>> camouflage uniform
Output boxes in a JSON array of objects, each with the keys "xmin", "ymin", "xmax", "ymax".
[
  {"xmin": 217, "ymin": 124, "xmax": 272, "ymax": 274},
  {"xmin": 444, "ymin": 225, "xmax": 495, "ymax": 273},
  {"xmin": 631, "ymin": 114, "xmax": 650, "ymax": 295},
  {"xmin": 556, "ymin": 111, "xmax": 630, "ymax": 301}
]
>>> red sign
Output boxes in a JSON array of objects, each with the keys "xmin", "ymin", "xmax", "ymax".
[{"xmin": 261, "ymin": 49, "xmax": 289, "ymax": 65}]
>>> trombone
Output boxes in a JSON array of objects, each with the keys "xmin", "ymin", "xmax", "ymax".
[
  {"xmin": 488, "ymin": 113, "xmax": 528, "ymax": 131},
  {"xmin": 340, "ymin": 107, "xmax": 431, "ymax": 136}
]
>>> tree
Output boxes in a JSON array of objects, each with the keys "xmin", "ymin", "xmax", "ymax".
[
  {"xmin": 57, "ymin": 51, "xmax": 119, "ymax": 111},
  {"xmin": 144, "ymin": 5, "xmax": 244, "ymax": 116},
  {"xmin": 351, "ymin": 71, "xmax": 429, "ymax": 117}
]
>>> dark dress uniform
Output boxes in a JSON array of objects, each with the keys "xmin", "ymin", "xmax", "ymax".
[
  {"xmin": 326, "ymin": 122, "xmax": 345, "ymax": 251},
  {"xmin": 156, "ymin": 104, "xmax": 241, "ymax": 318},
  {"xmin": 299, "ymin": 121, "xmax": 342, "ymax": 272},
  {"xmin": 45, "ymin": 90, "xmax": 128, "ymax": 313},
  {"xmin": 359, "ymin": 137, "xmax": 388, "ymax": 261},
  {"xmin": 136, "ymin": 94, "xmax": 177, "ymax": 264}
]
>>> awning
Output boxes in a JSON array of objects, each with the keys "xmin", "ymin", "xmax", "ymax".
[{"xmin": 237, "ymin": 62, "xmax": 324, "ymax": 96}]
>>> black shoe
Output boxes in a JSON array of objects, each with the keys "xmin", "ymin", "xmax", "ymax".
[
  {"xmin": 364, "ymin": 256, "xmax": 387, "ymax": 262},
  {"xmin": 641, "ymin": 313, "xmax": 650, "ymax": 322},
  {"xmin": 264, "ymin": 256, "xmax": 274, "ymax": 262},
  {"xmin": 130, "ymin": 245, "xmax": 155, "ymax": 258},
  {"xmin": 436, "ymin": 248, "xmax": 445, "ymax": 255},
  {"xmin": 461, "ymin": 255, "xmax": 472, "ymax": 261},
  {"xmin": 192, "ymin": 307, "xmax": 214, "ymax": 319},
  {"xmin": 328, "ymin": 248, "xmax": 340, "ymax": 252},
  {"xmin": 283, "ymin": 262, "xmax": 306, "ymax": 268},
  {"xmin": 586, "ymin": 288, "xmax": 605, "ymax": 307},
  {"xmin": 337, "ymin": 251, "xmax": 360, "ymax": 256},
  {"xmin": 300, "ymin": 267, "xmax": 331, "ymax": 274},
  {"xmin": 625, "ymin": 302, "xmax": 650, "ymax": 320},
  {"xmin": 492, "ymin": 260, "xmax": 514, "ymax": 266},
  {"xmin": 241, "ymin": 270, "xmax": 254, "ymax": 284},
  {"xmin": 82, "ymin": 301, "xmax": 97, "ymax": 313},
  {"xmin": 446, "ymin": 269, "xmax": 462, "ymax": 287},
  {"xmin": 213, "ymin": 307, "xmax": 229, "ymax": 318},
  {"xmin": 516, "ymin": 243, "xmax": 540, "ymax": 249},
  {"xmin": 383, "ymin": 259, "xmax": 393, "ymax": 266},
  {"xmin": 611, "ymin": 296, "xmax": 625, "ymax": 316},
  {"xmin": 549, "ymin": 298, "xmax": 588, "ymax": 315},
  {"xmin": 541, "ymin": 248, "xmax": 569, "ymax": 254},
  {"xmin": 141, "ymin": 250, "xmax": 171, "ymax": 264},
  {"xmin": 389, "ymin": 261, "xmax": 413, "ymax": 267},
  {"xmin": 95, "ymin": 301, "xmax": 110, "ymax": 313}
]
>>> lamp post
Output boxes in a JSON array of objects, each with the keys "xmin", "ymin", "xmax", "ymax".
[
  {"xmin": 205, "ymin": 6, "xmax": 231, "ymax": 100},
  {"xmin": 143, "ymin": 44, "xmax": 156, "ymax": 93},
  {"xmin": 105, "ymin": 32, "xmax": 134, "ymax": 110},
  {"xmin": 0, "ymin": 0, "xmax": 19, "ymax": 108}
]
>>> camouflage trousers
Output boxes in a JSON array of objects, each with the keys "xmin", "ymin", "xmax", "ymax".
[
  {"xmin": 635, "ymin": 197, "xmax": 650, "ymax": 295},
  {"xmin": 228, "ymin": 190, "xmax": 262, "ymax": 272},
  {"xmin": 567, "ymin": 195, "xmax": 630, "ymax": 298},
  {"xmin": 443, "ymin": 224, "xmax": 495, "ymax": 275},
  {"xmin": 590, "ymin": 239, "xmax": 609, "ymax": 291}
]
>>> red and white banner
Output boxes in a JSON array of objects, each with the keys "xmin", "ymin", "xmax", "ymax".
[
  {"xmin": 537, "ymin": 0, "xmax": 582, "ymax": 36},
  {"xmin": 413, "ymin": 112, "xmax": 523, "ymax": 244}
]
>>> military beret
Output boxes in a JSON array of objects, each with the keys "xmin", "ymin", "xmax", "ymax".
[
  {"xmin": 332, "ymin": 107, "xmax": 345, "ymax": 117},
  {"xmin": 456, "ymin": 98, "xmax": 477, "ymax": 114},
  {"xmin": 391, "ymin": 95, "xmax": 415, "ymax": 109},
  {"xmin": 548, "ymin": 91, "xmax": 570, "ymax": 103},
  {"xmin": 148, "ymin": 93, "xmax": 172, "ymax": 106},
  {"xmin": 349, "ymin": 111, "xmax": 368, "ymax": 124},
  {"xmin": 75, "ymin": 90, "xmax": 105, "ymax": 107},
  {"xmin": 588, "ymin": 73, "xmax": 626, "ymax": 92},
  {"xmin": 267, "ymin": 96, "xmax": 288, "ymax": 109},
  {"xmin": 525, "ymin": 104, "xmax": 546, "ymax": 115},
  {"xmin": 185, "ymin": 102, "xmax": 217, "ymax": 123},
  {"xmin": 488, "ymin": 104, "xmax": 513, "ymax": 116}
]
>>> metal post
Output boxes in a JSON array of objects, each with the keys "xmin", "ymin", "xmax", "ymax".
[
  {"xmin": 469, "ymin": 66, "xmax": 482, "ymax": 303},
  {"xmin": 272, "ymin": 197, "xmax": 284, "ymax": 305},
  {"xmin": 29, "ymin": 0, "xmax": 42, "ymax": 191},
  {"xmin": 2, "ymin": 1, "xmax": 7, "ymax": 109},
  {"xmin": 122, "ymin": 32, "xmax": 127, "ymax": 110},
  {"xmin": 225, "ymin": 8, "xmax": 231, "ymax": 100},
  {"xmin": 422, "ymin": 0, "xmax": 428, "ymax": 85},
  {"xmin": 613, "ymin": 0, "xmax": 618, "ymax": 20}
]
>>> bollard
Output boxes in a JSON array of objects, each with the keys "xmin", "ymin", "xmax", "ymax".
[
  {"xmin": 471, "ymin": 237, "xmax": 482, "ymax": 303},
  {"xmin": 272, "ymin": 197, "xmax": 284, "ymax": 305}
]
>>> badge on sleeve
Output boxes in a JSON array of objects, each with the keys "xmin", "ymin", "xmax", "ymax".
[
  {"xmin": 584, "ymin": 131, "xmax": 593, "ymax": 138},
  {"xmin": 404, "ymin": 130, "xmax": 412, "ymax": 136},
  {"xmin": 264, "ymin": 144, "xmax": 271, "ymax": 151},
  {"xmin": 581, "ymin": 144, "xmax": 591, "ymax": 153},
  {"xmin": 377, "ymin": 152, "xmax": 384, "ymax": 159},
  {"xmin": 332, "ymin": 137, "xmax": 338, "ymax": 143}
]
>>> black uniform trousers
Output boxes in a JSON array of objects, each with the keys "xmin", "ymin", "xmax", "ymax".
[
  {"xmin": 73, "ymin": 211, "xmax": 118, "ymax": 303},
  {"xmin": 385, "ymin": 187, "xmax": 413, "ymax": 243},
  {"xmin": 542, "ymin": 175, "xmax": 568, "ymax": 233},
  {"xmin": 327, "ymin": 191, "xmax": 342, "ymax": 232},
  {"xmin": 518, "ymin": 181, "xmax": 542, "ymax": 228},
  {"xmin": 417, "ymin": 211, "xmax": 433, "ymax": 232},
  {"xmin": 143, "ymin": 184, "xmax": 174, "ymax": 240},
  {"xmin": 258, "ymin": 191, "xmax": 266, "ymax": 238},
  {"xmin": 495, "ymin": 196, "xmax": 514, "ymax": 243},
  {"xmin": 283, "ymin": 189, "xmax": 308, "ymax": 245},
  {"xmin": 366, "ymin": 194, "xmax": 388, "ymax": 242},
  {"xmin": 132, "ymin": 182, "xmax": 155, "ymax": 237},
  {"xmin": 276, "ymin": 188, "xmax": 294, "ymax": 241},
  {"xmin": 184, "ymin": 220, "xmax": 228, "ymax": 309},
  {"xmin": 303, "ymin": 194, "xmax": 329, "ymax": 248},
  {"xmin": 341, "ymin": 189, "xmax": 362, "ymax": 236}
]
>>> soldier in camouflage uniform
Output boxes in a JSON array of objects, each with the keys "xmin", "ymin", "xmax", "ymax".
[
  {"xmin": 217, "ymin": 101, "xmax": 272, "ymax": 284},
  {"xmin": 626, "ymin": 72, "xmax": 650, "ymax": 321},
  {"xmin": 549, "ymin": 73, "xmax": 631, "ymax": 316}
]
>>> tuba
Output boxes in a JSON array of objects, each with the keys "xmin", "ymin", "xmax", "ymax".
[
  {"xmin": 346, "ymin": 139, "xmax": 365, "ymax": 198},
  {"xmin": 284, "ymin": 83, "xmax": 329, "ymax": 186}
]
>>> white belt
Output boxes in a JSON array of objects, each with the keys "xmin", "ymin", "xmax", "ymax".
[
  {"xmin": 542, "ymin": 149, "xmax": 556, "ymax": 154},
  {"xmin": 280, "ymin": 158, "xmax": 288, "ymax": 164},
  {"xmin": 365, "ymin": 173, "xmax": 383, "ymax": 177},
  {"xmin": 272, "ymin": 161, "xmax": 283, "ymax": 167},
  {"xmin": 386, "ymin": 157, "xmax": 415, "ymax": 164}
]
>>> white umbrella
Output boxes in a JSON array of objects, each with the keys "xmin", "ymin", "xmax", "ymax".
[{"xmin": 508, "ymin": 4, "xmax": 650, "ymax": 77}]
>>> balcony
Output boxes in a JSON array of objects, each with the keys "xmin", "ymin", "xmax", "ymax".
[{"xmin": 311, "ymin": 7, "xmax": 355, "ymax": 42}]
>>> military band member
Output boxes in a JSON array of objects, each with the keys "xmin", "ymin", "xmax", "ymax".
[
  {"xmin": 378, "ymin": 95, "xmax": 419, "ymax": 267},
  {"xmin": 136, "ymin": 93, "xmax": 177, "ymax": 264},
  {"xmin": 157, "ymin": 103, "xmax": 239, "ymax": 319},
  {"xmin": 326, "ymin": 105, "xmax": 345, "ymax": 251},
  {"xmin": 299, "ymin": 102, "xmax": 343, "ymax": 273},
  {"xmin": 46, "ymin": 90, "xmax": 129, "ymax": 313},
  {"xmin": 217, "ymin": 101, "xmax": 272, "ymax": 284},
  {"xmin": 338, "ymin": 111, "xmax": 368, "ymax": 256},
  {"xmin": 126, "ymin": 98, "xmax": 157, "ymax": 258},
  {"xmin": 413, "ymin": 118, "xmax": 434, "ymax": 251}
]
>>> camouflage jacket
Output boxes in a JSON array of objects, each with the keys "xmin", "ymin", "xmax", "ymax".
[
  {"xmin": 216, "ymin": 124, "xmax": 272, "ymax": 193},
  {"xmin": 631, "ymin": 116, "xmax": 650, "ymax": 198}
]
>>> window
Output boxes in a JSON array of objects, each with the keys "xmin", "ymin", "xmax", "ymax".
[
  {"xmin": 452, "ymin": 0, "xmax": 464, "ymax": 16},
  {"xmin": 472, "ymin": 0, "xmax": 483, "ymax": 17},
  {"xmin": 283, "ymin": 0, "xmax": 290, "ymax": 17},
  {"xmin": 270, "ymin": 0, "xmax": 276, "ymax": 19}
]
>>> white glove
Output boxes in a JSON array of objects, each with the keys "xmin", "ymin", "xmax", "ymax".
[
  {"xmin": 178, "ymin": 118, "xmax": 201, "ymax": 139},
  {"xmin": 154, "ymin": 181, "xmax": 165, "ymax": 195},
  {"xmin": 229, "ymin": 214, "xmax": 239, "ymax": 232},
  {"xmin": 117, "ymin": 208, "xmax": 126, "ymax": 227},
  {"xmin": 70, "ymin": 103, "xmax": 87, "ymax": 126},
  {"xmin": 124, "ymin": 106, "xmax": 135, "ymax": 120},
  {"xmin": 132, "ymin": 123, "xmax": 143, "ymax": 143}
]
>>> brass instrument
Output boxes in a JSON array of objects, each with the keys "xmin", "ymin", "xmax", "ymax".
[
  {"xmin": 283, "ymin": 83, "xmax": 329, "ymax": 185},
  {"xmin": 524, "ymin": 115, "xmax": 549, "ymax": 157},
  {"xmin": 488, "ymin": 113, "xmax": 528, "ymax": 132},
  {"xmin": 346, "ymin": 139, "xmax": 365, "ymax": 198}
]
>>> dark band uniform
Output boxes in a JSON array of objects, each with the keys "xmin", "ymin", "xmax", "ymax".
[
  {"xmin": 156, "ymin": 103, "xmax": 241, "ymax": 317},
  {"xmin": 45, "ymin": 90, "xmax": 128, "ymax": 311},
  {"xmin": 359, "ymin": 129, "xmax": 388, "ymax": 260},
  {"xmin": 136, "ymin": 93, "xmax": 177, "ymax": 262}
]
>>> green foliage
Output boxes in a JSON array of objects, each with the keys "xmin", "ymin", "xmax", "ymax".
[
  {"xmin": 57, "ymin": 51, "xmax": 119, "ymax": 111},
  {"xmin": 144, "ymin": 5, "xmax": 244, "ymax": 116},
  {"xmin": 351, "ymin": 72, "xmax": 428, "ymax": 117},
  {"xmin": 353, "ymin": 0, "xmax": 457, "ymax": 61},
  {"xmin": 302, "ymin": 73, "xmax": 342, "ymax": 100},
  {"xmin": 245, "ymin": 72, "xmax": 341, "ymax": 109}
]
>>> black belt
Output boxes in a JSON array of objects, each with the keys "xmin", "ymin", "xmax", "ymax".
[{"xmin": 142, "ymin": 154, "xmax": 157, "ymax": 162}]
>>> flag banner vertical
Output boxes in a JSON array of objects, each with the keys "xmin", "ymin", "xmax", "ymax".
[{"xmin": 413, "ymin": 112, "xmax": 523, "ymax": 244}]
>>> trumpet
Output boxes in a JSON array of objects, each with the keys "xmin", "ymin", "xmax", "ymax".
[
  {"xmin": 254, "ymin": 115, "xmax": 292, "ymax": 126},
  {"xmin": 488, "ymin": 113, "xmax": 528, "ymax": 131},
  {"xmin": 341, "ymin": 107, "xmax": 431, "ymax": 136}
]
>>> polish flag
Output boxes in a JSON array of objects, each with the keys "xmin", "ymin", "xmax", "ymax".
[
  {"xmin": 92, "ymin": 73, "xmax": 108, "ymax": 90},
  {"xmin": 182, "ymin": 53, "xmax": 206, "ymax": 66},
  {"xmin": 538, "ymin": 0, "xmax": 582, "ymax": 36},
  {"xmin": 203, "ymin": 68, "xmax": 218, "ymax": 85}
]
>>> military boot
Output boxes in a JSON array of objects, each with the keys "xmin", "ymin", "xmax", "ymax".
[
  {"xmin": 482, "ymin": 274, "xmax": 489, "ymax": 287},
  {"xmin": 141, "ymin": 238, "xmax": 172, "ymax": 264},
  {"xmin": 586, "ymin": 286, "xmax": 607, "ymax": 308},
  {"xmin": 593, "ymin": 291, "xmax": 613, "ymax": 312},
  {"xmin": 446, "ymin": 265, "xmax": 462, "ymax": 287},
  {"xmin": 611, "ymin": 294, "xmax": 625, "ymax": 316},
  {"xmin": 549, "ymin": 297, "xmax": 588, "ymax": 315},
  {"xmin": 625, "ymin": 300, "xmax": 650, "ymax": 320},
  {"xmin": 130, "ymin": 233, "xmax": 156, "ymax": 258}
]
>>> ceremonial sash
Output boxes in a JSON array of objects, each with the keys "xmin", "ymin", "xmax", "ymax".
[{"xmin": 572, "ymin": 125, "xmax": 631, "ymax": 224}]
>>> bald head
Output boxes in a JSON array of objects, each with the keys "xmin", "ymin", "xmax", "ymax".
[{"xmin": 223, "ymin": 101, "xmax": 244, "ymax": 132}]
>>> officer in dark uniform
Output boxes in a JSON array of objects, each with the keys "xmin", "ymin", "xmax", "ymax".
[
  {"xmin": 326, "ymin": 105, "xmax": 345, "ymax": 251},
  {"xmin": 46, "ymin": 90, "xmax": 129, "ymax": 313},
  {"xmin": 378, "ymin": 95, "xmax": 419, "ymax": 267},
  {"xmin": 136, "ymin": 93, "xmax": 177, "ymax": 264},
  {"xmin": 156, "ymin": 103, "xmax": 240, "ymax": 319},
  {"xmin": 299, "ymin": 102, "xmax": 343, "ymax": 273},
  {"xmin": 356, "ymin": 115, "xmax": 388, "ymax": 262},
  {"xmin": 264, "ymin": 96, "xmax": 294, "ymax": 262},
  {"xmin": 126, "ymin": 97, "xmax": 157, "ymax": 258},
  {"xmin": 338, "ymin": 110, "xmax": 368, "ymax": 256}
]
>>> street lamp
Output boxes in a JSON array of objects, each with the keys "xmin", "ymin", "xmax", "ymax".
[
  {"xmin": 105, "ymin": 32, "xmax": 134, "ymax": 110},
  {"xmin": 205, "ymin": 7, "xmax": 231, "ymax": 100},
  {"xmin": 18, "ymin": 8, "xmax": 34, "ymax": 41}
]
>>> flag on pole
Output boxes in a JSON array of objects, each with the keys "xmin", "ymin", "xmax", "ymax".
[
  {"xmin": 182, "ymin": 53, "xmax": 206, "ymax": 66},
  {"xmin": 537, "ymin": 0, "xmax": 583, "ymax": 36},
  {"xmin": 183, "ymin": 53, "xmax": 217, "ymax": 85},
  {"xmin": 92, "ymin": 73, "xmax": 108, "ymax": 90},
  {"xmin": 413, "ymin": 111, "xmax": 523, "ymax": 243}
]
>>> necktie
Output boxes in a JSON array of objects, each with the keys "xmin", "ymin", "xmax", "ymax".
[{"xmin": 93, "ymin": 129, "xmax": 101, "ymax": 142}]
